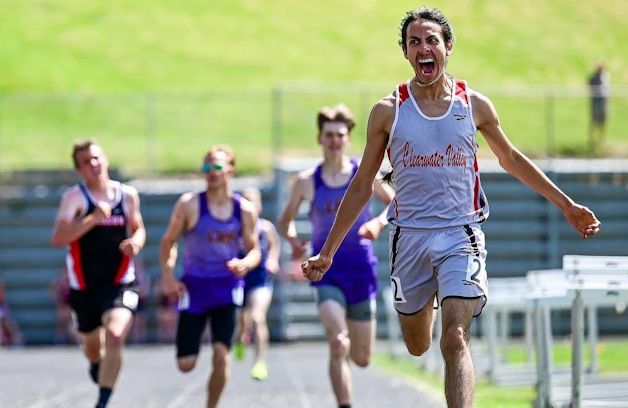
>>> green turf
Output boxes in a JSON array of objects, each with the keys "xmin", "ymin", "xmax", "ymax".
[
  {"xmin": 1, "ymin": 0, "xmax": 626, "ymax": 173},
  {"xmin": 373, "ymin": 353, "xmax": 536, "ymax": 408},
  {"xmin": 374, "ymin": 338, "xmax": 628, "ymax": 408},
  {"xmin": 506, "ymin": 338, "xmax": 628, "ymax": 373}
]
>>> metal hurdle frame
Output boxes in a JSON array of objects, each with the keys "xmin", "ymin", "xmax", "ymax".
[
  {"xmin": 531, "ymin": 256, "xmax": 628, "ymax": 408},
  {"xmin": 482, "ymin": 277, "xmax": 537, "ymax": 385}
]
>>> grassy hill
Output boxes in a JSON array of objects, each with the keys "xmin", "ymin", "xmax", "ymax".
[{"xmin": 1, "ymin": 0, "xmax": 626, "ymax": 173}]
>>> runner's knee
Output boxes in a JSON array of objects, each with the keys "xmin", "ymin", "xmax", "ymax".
[
  {"xmin": 105, "ymin": 328, "xmax": 126, "ymax": 350},
  {"xmin": 350, "ymin": 348, "xmax": 371, "ymax": 367},
  {"xmin": 251, "ymin": 310, "xmax": 267, "ymax": 326},
  {"xmin": 330, "ymin": 332, "xmax": 350, "ymax": 360},
  {"xmin": 405, "ymin": 336, "xmax": 431, "ymax": 357},
  {"xmin": 212, "ymin": 345, "xmax": 230, "ymax": 372},
  {"xmin": 177, "ymin": 356, "xmax": 197, "ymax": 373},
  {"xmin": 440, "ymin": 325, "xmax": 468, "ymax": 358}
]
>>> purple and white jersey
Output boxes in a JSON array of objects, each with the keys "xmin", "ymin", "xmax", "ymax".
[
  {"xmin": 183, "ymin": 192, "xmax": 242, "ymax": 281},
  {"xmin": 310, "ymin": 158, "xmax": 377, "ymax": 276},
  {"xmin": 386, "ymin": 79, "xmax": 489, "ymax": 229}
]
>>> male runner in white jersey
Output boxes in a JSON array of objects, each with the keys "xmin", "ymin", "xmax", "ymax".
[
  {"xmin": 52, "ymin": 140, "xmax": 146, "ymax": 408},
  {"xmin": 302, "ymin": 7, "xmax": 601, "ymax": 408}
]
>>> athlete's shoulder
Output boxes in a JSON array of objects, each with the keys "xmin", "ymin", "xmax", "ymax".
[
  {"xmin": 368, "ymin": 92, "xmax": 396, "ymax": 136},
  {"xmin": 62, "ymin": 184, "xmax": 84, "ymax": 199},
  {"xmin": 55, "ymin": 185, "xmax": 87, "ymax": 222},
  {"xmin": 373, "ymin": 91, "xmax": 396, "ymax": 114},
  {"xmin": 467, "ymin": 87, "xmax": 490, "ymax": 106},
  {"xmin": 176, "ymin": 191, "xmax": 200, "ymax": 209},
  {"xmin": 238, "ymin": 195, "xmax": 257, "ymax": 215},
  {"xmin": 60, "ymin": 185, "xmax": 85, "ymax": 206},
  {"xmin": 120, "ymin": 183, "xmax": 139, "ymax": 197},
  {"xmin": 295, "ymin": 167, "xmax": 316, "ymax": 183},
  {"xmin": 120, "ymin": 183, "xmax": 140, "ymax": 205},
  {"xmin": 468, "ymin": 88, "xmax": 498, "ymax": 126},
  {"xmin": 258, "ymin": 218, "xmax": 276, "ymax": 233}
]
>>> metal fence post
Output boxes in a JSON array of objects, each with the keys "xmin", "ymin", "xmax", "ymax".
[
  {"xmin": 485, "ymin": 308, "xmax": 499, "ymax": 384},
  {"xmin": 500, "ymin": 309, "xmax": 510, "ymax": 364},
  {"xmin": 145, "ymin": 95, "xmax": 157, "ymax": 175},
  {"xmin": 533, "ymin": 300, "xmax": 548, "ymax": 408},
  {"xmin": 274, "ymin": 166, "xmax": 289, "ymax": 341},
  {"xmin": 272, "ymin": 87, "xmax": 283, "ymax": 164},
  {"xmin": 0, "ymin": 98, "xmax": 3, "ymax": 176},
  {"xmin": 545, "ymin": 93, "xmax": 555, "ymax": 158},
  {"xmin": 587, "ymin": 305, "xmax": 599, "ymax": 373},
  {"xmin": 525, "ymin": 305, "xmax": 535, "ymax": 364},
  {"xmin": 547, "ymin": 171, "xmax": 560, "ymax": 268},
  {"xmin": 359, "ymin": 88, "xmax": 370, "ymax": 144}
]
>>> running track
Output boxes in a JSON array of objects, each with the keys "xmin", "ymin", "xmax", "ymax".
[{"xmin": 0, "ymin": 342, "xmax": 445, "ymax": 408}]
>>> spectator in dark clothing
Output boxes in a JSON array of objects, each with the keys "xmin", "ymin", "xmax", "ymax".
[{"xmin": 589, "ymin": 63, "xmax": 610, "ymax": 153}]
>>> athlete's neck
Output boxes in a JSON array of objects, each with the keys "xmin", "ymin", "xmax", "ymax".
[
  {"xmin": 411, "ymin": 75, "xmax": 452, "ymax": 101},
  {"xmin": 322, "ymin": 154, "xmax": 350, "ymax": 174},
  {"xmin": 205, "ymin": 186, "xmax": 232, "ymax": 206},
  {"xmin": 84, "ymin": 177, "xmax": 114, "ymax": 200}
]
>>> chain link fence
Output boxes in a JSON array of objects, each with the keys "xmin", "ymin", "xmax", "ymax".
[{"xmin": 0, "ymin": 84, "xmax": 627, "ymax": 180}]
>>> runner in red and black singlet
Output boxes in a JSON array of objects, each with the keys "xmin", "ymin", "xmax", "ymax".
[
  {"xmin": 67, "ymin": 181, "xmax": 134, "ymax": 291},
  {"xmin": 52, "ymin": 140, "xmax": 146, "ymax": 408}
]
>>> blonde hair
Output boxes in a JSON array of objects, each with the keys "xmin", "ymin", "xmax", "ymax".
[
  {"xmin": 205, "ymin": 144, "xmax": 236, "ymax": 167},
  {"xmin": 71, "ymin": 139, "xmax": 99, "ymax": 168}
]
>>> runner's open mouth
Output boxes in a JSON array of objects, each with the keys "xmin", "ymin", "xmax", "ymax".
[{"xmin": 420, "ymin": 61, "xmax": 435, "ymax": 75}]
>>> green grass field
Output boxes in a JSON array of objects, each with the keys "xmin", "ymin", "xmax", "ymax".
[
  {"xmin": 1, "ymin": 0, "xmax": 627, "ymax": 174},
  {"xmin": 374, "ymin": 338, "xmax": 628, "ymax": 408}
]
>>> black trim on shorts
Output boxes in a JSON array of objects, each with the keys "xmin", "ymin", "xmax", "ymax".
[
  {"xmin": 478, "ymin": 195, "xmax": 486, "ymax": 222},
  {"xmin": 395, "ymin": 308, "xmax": 423, "ymax": 316},
  {"xmin": 440, "ymin": 295, "xmax": 487, "ymax": 317},
  {"xmin": 394, "ymin": 293, "xmax": 437, "ymax": 316},
  {"xmin": 463, "ymin": 225, "xmax": 480, "ymax": 256},
  {"xmin": 390, "ymin": 226, "xmax": 402, "ymax": 276}
]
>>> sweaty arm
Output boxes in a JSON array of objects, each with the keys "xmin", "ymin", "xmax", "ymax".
[
  {"xmin": 303, "ymin": 97, "xmax": 394, "ymax": 281},
  {"xmin": 159, "ymin": 193, "xmax": 194, "ymax": 299},
  {"xmin": 472, "ymin": 91, "xmax": 601, "ymax": 238},
  {"xmin": 119, "ymin": 186, "xmax": 146, "ymax": 256},
  {"xmin": 227, "ymin": 200, "xmax": 261, "ymax": 277},
  {"xmin": 51, "ymin": 188, "xmax": 102, "ymax": 247}
]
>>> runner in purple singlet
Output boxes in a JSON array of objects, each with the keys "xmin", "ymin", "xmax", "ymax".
[
  {"xmin": 278, "ymin": 104, "xmax": 394, "ymax": 408},
  {"xmin": 160, "ymin": 145, "xmax": 261, "ymax": 408}
]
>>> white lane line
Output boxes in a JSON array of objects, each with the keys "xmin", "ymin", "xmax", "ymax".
[
  {"xmin": 25, "ymin": 379, "xmax": 55, "ymax": 408},
  {"xmin": 279, "ymin": 349, "xmax": 312, "ymax": 408},
  {"xmin": 164, "ymin": 372, "xmax": 206, "ymax": 408},
  {"xmin": 26, "ymin": 382, "xmax": 92, "ymax": 408}
]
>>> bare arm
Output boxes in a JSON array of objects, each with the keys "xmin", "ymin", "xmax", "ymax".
[
  {"xmin": 357, "ymin": 173, "xmax": 396, "ymax": 240},
  {"xmin": 51, "ymin": 188, "xmax": 109, "ymax": 247},
  {"xmin": 472, "ymin": 91, "xmax": 601, "ymax": 238},
  {"xmin": 159, "ymin": 193, "xmax": 192, "ymax": 299},
  {"xmin": 303, "ymin": 98, "xmax": 394, "ymax": 281},
  {"xmin": 277, "ymin": 171, "xmax": 312, "ymax": 259},
  {"xmin": 119, "ymin": 186, "xmax": 146, "ymax": 256},
  {"xmin": 227, "ymin": 200, "xmax": 261, "ymax": 276},
  {"xmin": 261, "ymin": 219, "xmax": 281, "ymax": 275}
]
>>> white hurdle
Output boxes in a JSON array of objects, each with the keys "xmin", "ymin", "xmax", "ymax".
[
  {"xmin": 482, "ymin": 277, "xmax": 534, "ymax": 385},
  {"xmin": 531, "ymin": 255, "xmax": 628, "ymax": 408}
]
